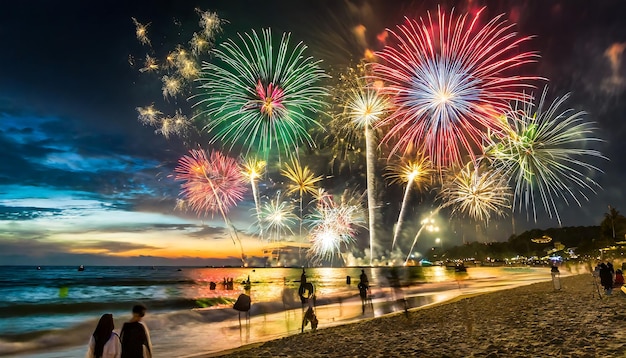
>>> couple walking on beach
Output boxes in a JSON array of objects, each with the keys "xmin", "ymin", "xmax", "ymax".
[{"xmin": 85, "ymin": 304, "xmax": 153, "ymax": 358}]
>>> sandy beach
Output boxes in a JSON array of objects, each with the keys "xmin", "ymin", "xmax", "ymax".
[{"xmin": 207, "ymin": 274, "xmax": 626, "ymax": 357}]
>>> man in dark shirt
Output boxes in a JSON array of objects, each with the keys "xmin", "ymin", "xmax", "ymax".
[{"xmin": 120, "ymin": 304, "xmax": 152, "ymax": 358}]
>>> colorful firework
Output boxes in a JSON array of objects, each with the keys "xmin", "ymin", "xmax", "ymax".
[
  {"xmin": 372, "ymin": 7, "xmax": 539, "ymax": 170},
  {"xmin": 194, "ymin": 28, "xmax": 329, "ymax": 159},
  {"xmin": 174, "ymin": 149, "xmax": 248, "ymax": 263},
  {"xmin": 438, "ymin": 163, "xmax": 512, "ymax": 223},
  {"xmin": 483, "ymin": 88, "xmax": 605, "ymax": 224},
  {"xmin": 385, "ymin": 154, "xmax": 433, "ymax": 249},
  {"xmin": 306, "ymin": 192, "xmax": 366, "ymax": 263},
  {"xmin": 345, "ymin": 82, "xmax": 389, "ymax": 265},
  {"xmin": 174, "ymin": 149, "xmax": 247, "ymax": 216}
]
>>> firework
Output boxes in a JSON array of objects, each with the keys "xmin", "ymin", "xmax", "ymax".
[
  {"xmin": 161, "ymin": 75, "xmax": 183, "ymax": 99},
  {"xmin": 132, "ymin": 9, "xmax": 223, "ymax": 141},
  {"xmin": 140, "ymin": 55, "xmax": 159, "ymax": 73},
  {"xmin": 306, "ymin": 192, "xmax": 365, "ymax": 264},
  {"xmin": 259, "ymin": 191, "xmax": 298, "ymax": 242},
  {"xmin": 385, "ymin": 154, "xmax": 432, "ymax": 249},
  {"xmin": 196, "ymin": 8, "xmax": 225, "ymax": 41},
  {"xmin": 438, "ymin": 163, "xmax": 512, "ymax": 223},
  {"xmin": 136, "ymin": 105, "xmax": 162, "ymax": 126},
  {"xmin": 345, "ymin": 82, "xmax": 389, "ymax": 265},
  {"xmin": 132, "ymin": 17, "xmax": 151, "ymax": 46},
  {"xmin": 281, "ymin": 159, "xmax": 323, "ymax": 240},
  {"xmin": 174, "ymin": 149, "xmax": 247, "ymax": 216},
  {"xmin": 156, "ymin": 110, "xmax": 193, "ymax": 139},
  {"xmin": 483, "ymin": 88, "xmax": 605, "ymax": 224},
  {"xmin": 372, "ymin": 7, "xmax": 538, "ymax": 170},
  {"xmin": 404, "ymin": 209, "xmax": 440, "ymax": 265},
  {"xmin": 194, "ymin": 28, "xmax": 329, "ymax": 159},
  {"xmin": 190, "ymin": 32, "xmax": 209, "ymax": 56},
  {"xmin": 174, "ymin": 149, "xmax": 248, "ymax": 263}
]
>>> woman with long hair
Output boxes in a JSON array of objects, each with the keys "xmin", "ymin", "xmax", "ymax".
[{"xmin": 85, "ymin": 313, "xmax": 121, "ymax": 358}]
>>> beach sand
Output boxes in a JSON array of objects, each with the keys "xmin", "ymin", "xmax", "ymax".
[{"xmin": 207, "ymin": 274, "xmax": 626, "ymax": 357}]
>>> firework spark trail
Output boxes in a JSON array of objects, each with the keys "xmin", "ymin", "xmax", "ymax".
[
  {"xmin": 483, "ymin": 87, "xmax": 606, "ymax": 225},
  {"xmin": 174, "ymin": 149, "xmax": 248, "ymax": 264},
  {"xmin": 345, "ymin": 85, "xmax": 389, "ymax": 266},
  {"xmin": 385, "ymin": 155, "xmax": 432, "ymax": 250},
  {"xmin": 372, "ymin": 7, "xmax": 539, "ymax": 171},
  {"xmin": 404, "ymin": 208, "xmax": 440, "ymax": 266},
  {"xmin": 241, "ymin": 156, "xmax": 266, "ymax": 237},
  {"xmin": 438, "ymin": 163, "xmax": 512, "ymax": 223},
  {"xmin": 281, "ymin": 159, "xmax": 323, "ymax": 242},
  {"xmin": 194, "ymin": 28, "xmax": 329, "ymax": 160}
]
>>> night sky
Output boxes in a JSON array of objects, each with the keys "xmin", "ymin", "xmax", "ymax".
[{"xmin": 0, "ymin": 0, "xmax": 624, "ymax": 266}]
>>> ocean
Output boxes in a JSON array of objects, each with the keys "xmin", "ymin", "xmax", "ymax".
[{"xmin": 0, "ymin": 264, "xmax": 577, "ymax": 357}]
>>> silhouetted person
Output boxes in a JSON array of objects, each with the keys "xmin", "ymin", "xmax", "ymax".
[
  {"xmin": 86, "ymin": 313, "xmax": 121, "ymax": 358},
  {"xmin": 300, "ymin": 268, "xmax": 307, "ymax": 285},
  {"xmin": 359, "ymin": 269, "xmax": 369, "ymax": 289},
  {"xmin": 120, "ymin": 304, "xmax": 152, "ymax": 358},
  {"xmin": 599, "ymin": 263, "xmax": 613, "ymax": 295}
]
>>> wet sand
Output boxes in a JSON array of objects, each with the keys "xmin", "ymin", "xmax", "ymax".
[{"xmin": 207, "ymin": 274, "xmax": 626, "ymax": 357}]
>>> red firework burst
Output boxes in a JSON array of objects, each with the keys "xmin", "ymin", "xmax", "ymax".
[
  {"xmin": 174, "ymin": 149, "xmax": 247, "ymax": 217},
  {"xmin": 372, "ymin": 7, "xmax": 540, "ymax": 170}
]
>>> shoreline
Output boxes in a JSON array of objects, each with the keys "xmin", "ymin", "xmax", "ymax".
[{"xmin": 201, "ymin": 274, "xmax": 626, "ymax": 357}]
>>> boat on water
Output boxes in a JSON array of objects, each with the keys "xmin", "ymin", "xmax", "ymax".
[{"xmin": 78, "ymin": 265, "xmax": 85, "ymax": 271}]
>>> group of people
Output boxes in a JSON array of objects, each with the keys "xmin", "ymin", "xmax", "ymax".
[
  {"xmin": 595, "ymin": 261, "xmax": 625, "ymax": 295},
  {"xmin": 85, "ymin": 304, "xmax": 152, "ymax": 358}
]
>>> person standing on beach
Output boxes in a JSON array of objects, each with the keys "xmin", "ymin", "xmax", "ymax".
[
  {"xmin": 359, "ymin": 269, "xmax": 369, "ymax": 289},
  {"xmin": 85, "ymin": 313, "xmax": 121, "ymax": 358},
  {"xmin": 300, "ymin": 268, "xmax": 307, "ymax": 285},
  {"xmin": 599, "ymin": 263, "xmax": 613, "ymax": 295},
  {"xmin": 120, "ymin": 304, "xmax": 152, "ymax": 358}
]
